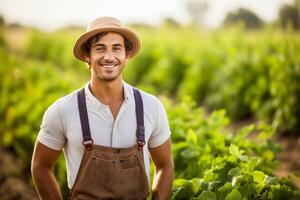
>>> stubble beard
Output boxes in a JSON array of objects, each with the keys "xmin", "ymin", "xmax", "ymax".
[{"xmin": 94, "ymin": 65, "xmax": 123, "ymax": 82}]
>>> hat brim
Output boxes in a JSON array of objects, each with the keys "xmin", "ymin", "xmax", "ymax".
[{"xmin": 73, "ymin": 27, "xmax": 141, "ymax": 62}]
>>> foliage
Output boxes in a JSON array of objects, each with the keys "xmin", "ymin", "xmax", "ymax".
[
  {"xmin": 0, "ymin": 46, "xmax": 88, "ymax": 197},
  {"xmin": 164, "ymin": 97, "xmax": 300, "ymax": 200},
  {"xmin": 1, "ymin": 26, "xmax": 300, "ymax": 199},
  {"xmin": 22, "ymin": 27, "xmax": 300, "ymax": 134},
  {"xmin": 26, "ymin": 29, "xmax": 85, "ymax": 73}
]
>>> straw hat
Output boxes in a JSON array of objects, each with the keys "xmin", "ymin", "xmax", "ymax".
[{"xmin": 73, "ymin": 17, "xmax": 141, "ymax": 62}]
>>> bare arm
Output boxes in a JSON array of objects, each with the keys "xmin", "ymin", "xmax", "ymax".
[
  {"xmin": 31, "ymin": 141, "xmax": 63, "ymax": 200},
  {"xmin": 149, "ymin": 138, "xmax": 174, "ymax": 200}
]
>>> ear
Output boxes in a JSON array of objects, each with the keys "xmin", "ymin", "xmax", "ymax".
[
  {"xmin": 125, "ymin": 51, "xmax": 132, "ymax": 60},
  {"xmin": 84, "ymin": 53, "xmax": 91, "ymax": 63}
]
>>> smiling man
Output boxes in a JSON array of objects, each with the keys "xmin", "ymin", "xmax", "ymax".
[{"xmin": 31, "ymin": 17, "xmax": 174, "ymax": 200}]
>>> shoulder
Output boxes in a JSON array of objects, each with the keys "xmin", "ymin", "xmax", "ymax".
[
  {"xmin": 139, "ymin": 90, "xmax": 164, "ymax": 113},
  {"xmin": 56, "ymin": 89, "xmax": 79, "ymax": 107},
  {"xmin": 46, "ymin": 87, "xmax": 81, "ymax": 118},
  {"xmin": 125, "ymin": 82, "xmax": 163, "ymax": 109}
]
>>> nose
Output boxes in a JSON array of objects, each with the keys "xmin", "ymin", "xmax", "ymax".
[{"xmin": 103, "ymin": 50, "xmax": 114, "ymax": 61}]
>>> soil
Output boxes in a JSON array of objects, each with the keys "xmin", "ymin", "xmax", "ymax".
[
  {"xmin": 274, "ymin": 134, "xmax": 300, "ymax": 188},
  {"xmin": 0, "ymin": 148, "xmax": 39, "ymax": 200}
]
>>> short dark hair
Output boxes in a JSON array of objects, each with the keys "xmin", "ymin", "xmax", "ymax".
[{"xmin": 81, "ymin": 32, "xmax": 133, "ymax": 57}]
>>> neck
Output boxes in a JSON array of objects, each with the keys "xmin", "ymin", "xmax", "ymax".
[{"xmin": 89, "ymin": 78, "xmax": 124, "ymax": 105}]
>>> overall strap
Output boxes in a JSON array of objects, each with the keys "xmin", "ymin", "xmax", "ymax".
[
  {"xmin": 77, "ymin": 86, "xmax": 145, "ymax": 150},
  {"xmin": 133, "ymin": 88, "xmax": 145, "ymax": 150},
  {"xmin": 77, "ymin": 88, "xmax": 93, "ymax": 150}
]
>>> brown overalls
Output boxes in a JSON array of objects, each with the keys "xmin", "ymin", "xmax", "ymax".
[{"xmin": 68, "ymin": 88, "xmax": 149, "ymax": 200}]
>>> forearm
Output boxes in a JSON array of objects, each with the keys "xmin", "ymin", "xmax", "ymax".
[
  {"xmin": 32, "ymin": 166, "xmax": 63, "ymax": 200},
  {"xmin": 152, "ymin": 166, "xmax": 174, "ymax": 200}
]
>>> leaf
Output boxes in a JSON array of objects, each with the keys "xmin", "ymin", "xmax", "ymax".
[
  {"xmin": 252, "ymin": 171, "xmax": 266, "ymax": 194},
  {"xmin": 208, "ymin": 181, "xmax": 220, "ymax": 191},
  {"xmin": 217, "ymin": 182, "xmax": 232, "ymax": 199},
  {"xmin": 171, "ymin": 187, "xmax": 192, "ymax": 200},
  {"xmin": 231, "ymin": 175, "xmax": 243, "ymax": 187},
  {"xmin": 229, "ymin": 144, "xmax": 241, "ymax": 158},
  {"xmin": 258, "ymin": 131, "xmax": 271, "ymax": 140},
  {"xmin": 253, "ymin": 170, "xmax": 266, "ymax": 184},
  {"xmin": 247, "ymin": 157, "xmax": 261, "ymax": 171},
  {"xmin": 197, "ymin": 191, "xmax": 217, "ymax": 200},
  {"xmin": 236, "ymin": 124, "xmax": 255, "ymax": 138},
  {"xmin": 181, "ymin": 148, "xmax": 200, "ymax": 159},
  {"xmin": 173, "ymin": 179, "xmax": 189, "ymax": 187},
  {"xmin": 224, "ymin": 189, "xmax": 242, "ymax": 200},
  {"xmin": 187, "ymin": 129, "xmax": 198, "ymax": 144},
  {"xmin": 187, "ymin": 178, "xmax": 202, "ymax": 196},
  {"xmin": 239, "ymin": 155, "xmax": 248, "ymax": 162},
  {"xmin": 265, "ymin": 176, "xmax": 277, "ymax": 185},
  {"xmin": 228, "ymin": 167, "xmax": 240, "ymax": 176}
]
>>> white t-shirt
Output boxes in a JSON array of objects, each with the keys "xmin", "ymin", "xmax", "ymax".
[{"xmin": 37, "ymin": 81, "xmax": 171, "ymax": 189}]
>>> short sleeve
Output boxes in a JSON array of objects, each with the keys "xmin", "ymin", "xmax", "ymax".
[
  {"xmin": 148, "ymin": 99, "xmax": 171, "ymax": 148},
  {"xmin": 37, "ymin": 101, "xmax": 66, "ymax": 150}
]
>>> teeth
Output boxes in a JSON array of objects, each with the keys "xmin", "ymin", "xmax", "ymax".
[{"xmin": 101, "ymin": 64, "xmax": 116, "ymax": 68}]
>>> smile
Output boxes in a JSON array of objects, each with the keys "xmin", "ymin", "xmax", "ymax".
[{"xmin": 100, "ymin": 64, "xmax": 118, "ymax": 68}]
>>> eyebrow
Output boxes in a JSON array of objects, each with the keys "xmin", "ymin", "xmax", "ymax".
[
  {"xmin": 112, "ymin": 44, "xmax": 123, "ymax": 48},
  {"xmin": 92, "ymin": 44, "xmax": 105, "ymax": 48},
  {"xmin": 92, "ymin": 43, "xmax": 123, "ymax": 48}
]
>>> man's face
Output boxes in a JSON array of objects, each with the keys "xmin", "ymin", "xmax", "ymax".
[{"xmin": 86, "ymin": 32, "xmax": 129, "ymax": 82}]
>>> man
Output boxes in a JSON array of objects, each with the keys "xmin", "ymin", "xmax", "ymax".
[{"xmin": 31, "ymin": 16, "xmax": 174, "ymax": 200}]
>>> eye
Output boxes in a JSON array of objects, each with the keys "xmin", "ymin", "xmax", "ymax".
[
  {"xmin": 113, "ymin": 46, "xmax": 122, "ymax": 51},
  {"xmin": 96, "ymin": 47, "xmax": 105, "ymax": 52}
]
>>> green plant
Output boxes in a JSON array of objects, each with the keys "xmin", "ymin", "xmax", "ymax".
[{"xmin": 164, "ymin": 97, "xmax": 299, "ymax": 200}]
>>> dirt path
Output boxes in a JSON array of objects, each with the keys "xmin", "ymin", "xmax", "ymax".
[{"xmin": 274, "ymin": 134, "xmax": 300, "ymax": 188}]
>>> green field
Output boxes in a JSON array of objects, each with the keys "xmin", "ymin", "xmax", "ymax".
[{"xmin": 1, "ymin": 24, "xmax": 300, "ymax": 199}]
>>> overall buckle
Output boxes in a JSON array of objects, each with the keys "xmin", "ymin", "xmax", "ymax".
[{"xmin": 82, "ymin": 139, "xmax": 94, "ymax": 151}]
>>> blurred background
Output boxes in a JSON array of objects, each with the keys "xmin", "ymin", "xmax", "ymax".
[{"xmin": 0, "ymin": 0, "xmax": 300, "ymax": 199}]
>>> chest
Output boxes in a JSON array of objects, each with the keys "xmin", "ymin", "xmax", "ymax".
[
  {"xmin": 65, "ymin": 101, "xmax": 154, "ymax": 149},
  {"xmin": 107, "ymin": 100, "xmax": 124, "ymax": 120}
]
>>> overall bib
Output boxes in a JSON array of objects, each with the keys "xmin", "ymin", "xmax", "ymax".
[{"xmin": 68, "ymin": 88, "xmax": 149, "ymax": 200}]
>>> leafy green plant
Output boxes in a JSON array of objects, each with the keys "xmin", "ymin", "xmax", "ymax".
[
  {"xmin": 164, "ymin": 97, "xmax": 300, "ymax": 200},
  {"xmin": 0, "ymin": 47, "xmax": 87, "ymax": 197},
  {"xmin": 23, "ymin": 27, "xmax": 300, "ymax": 134}
]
